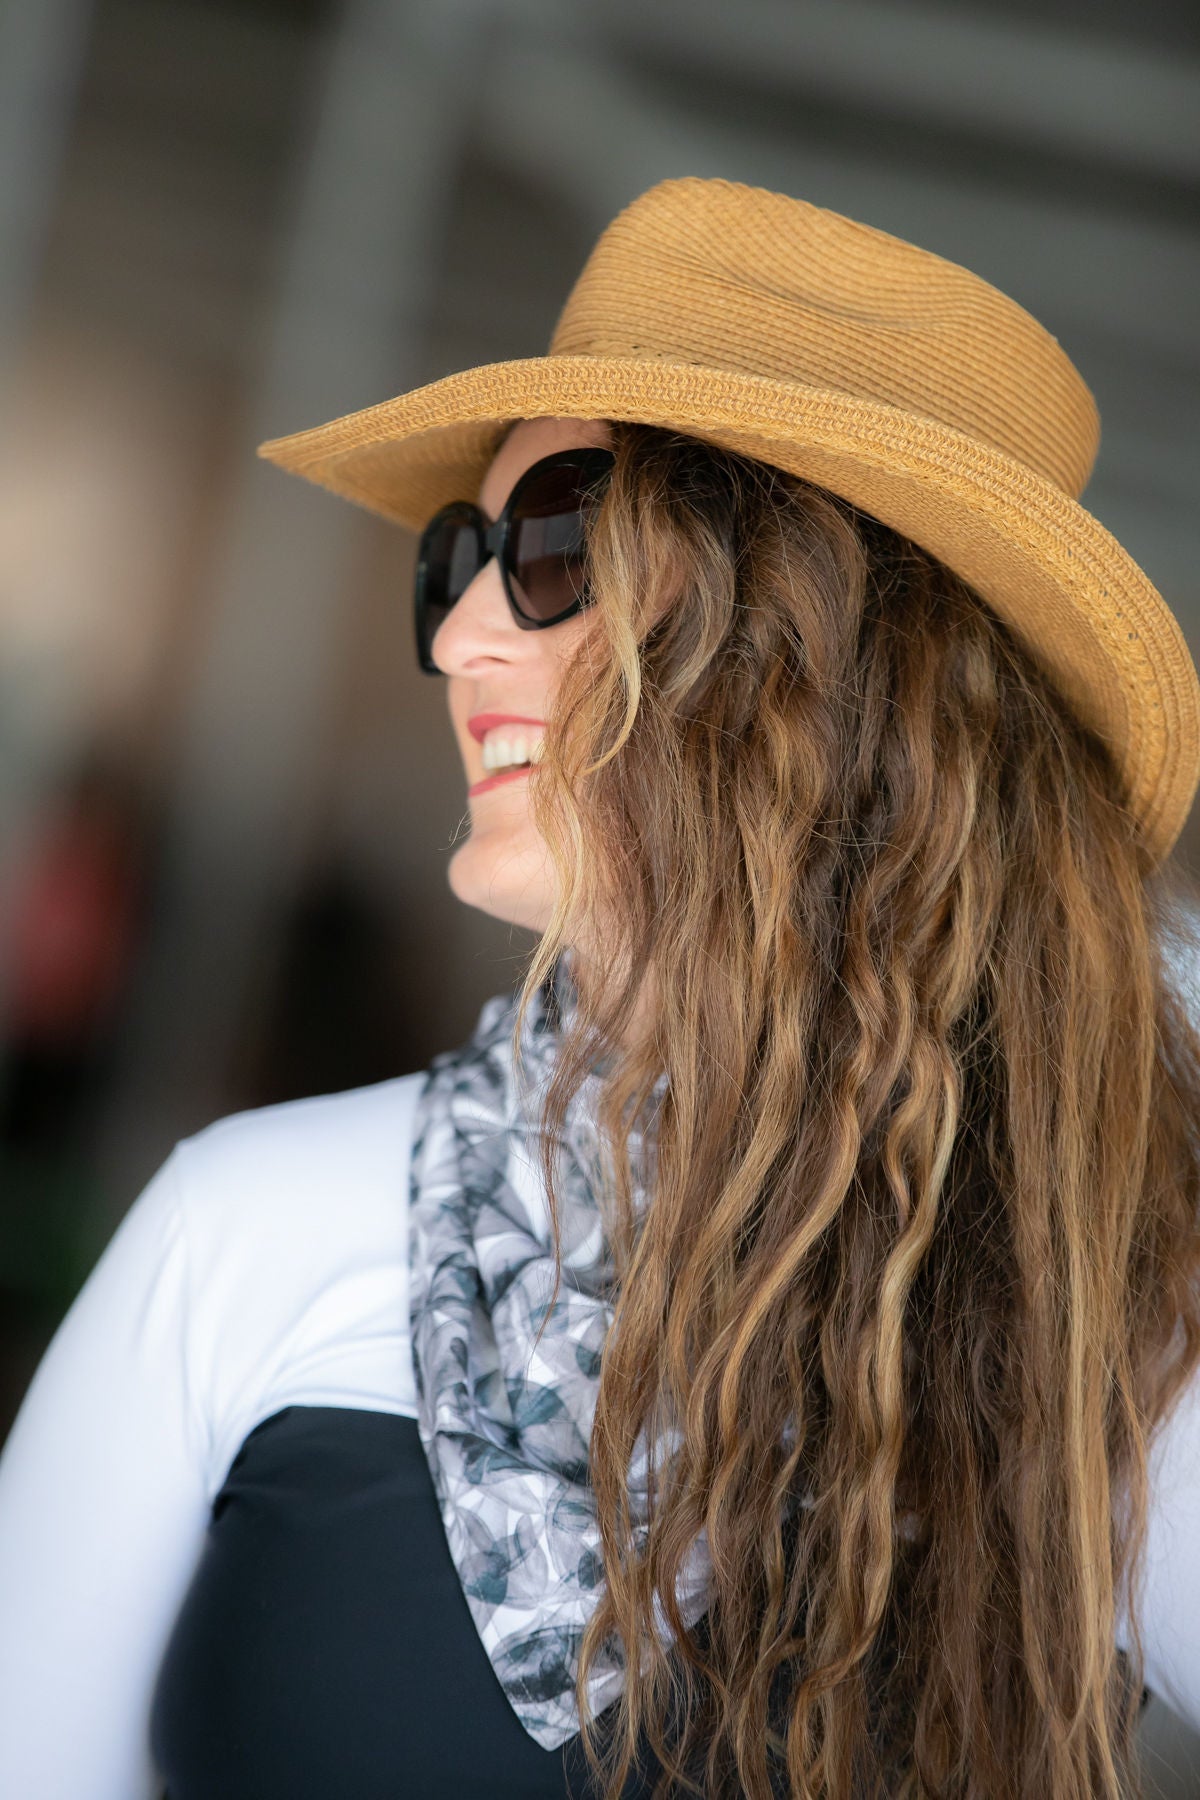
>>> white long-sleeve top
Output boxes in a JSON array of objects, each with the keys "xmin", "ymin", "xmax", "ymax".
[{"xmin": 0, "ymin": 1071, "xmax": 1198, "ymax": 1799}]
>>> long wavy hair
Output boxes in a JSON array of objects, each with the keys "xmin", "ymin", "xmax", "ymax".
[{"xmin": 507, "ymin": 421, "xmax": 1200, "ymax": 1799}]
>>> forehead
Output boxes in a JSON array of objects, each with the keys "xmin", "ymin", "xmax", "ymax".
[{"xmin": 477, "ymin": 416, "xmax": 613, "ymax": 517}]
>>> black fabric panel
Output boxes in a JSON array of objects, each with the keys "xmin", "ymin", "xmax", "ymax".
[{"xmin": 149, "ymin": 1406, "xmax": 676, "ymax": 1800}]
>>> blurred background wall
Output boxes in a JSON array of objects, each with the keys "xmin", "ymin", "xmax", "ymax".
[{"xmin": 1, "ymin": 0, "xmax": 1198, "ymax": 1785}]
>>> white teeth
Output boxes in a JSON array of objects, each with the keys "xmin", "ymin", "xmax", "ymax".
[{"xmin": 481, "ymin": 731, "xmax": 546, "ymax": 772}]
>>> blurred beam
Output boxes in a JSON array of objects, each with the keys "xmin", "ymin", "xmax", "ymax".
[
  {"xmin": 479, "ymin": 33, "xmax": 1200, "ymax": 369},
  {"xmin": 96, "ymin": 0, "xmax": 497, "ymax": 1202},
  {"xmin": 589, "ymin": 0, "xmax": 1200, "ymax": 185}
]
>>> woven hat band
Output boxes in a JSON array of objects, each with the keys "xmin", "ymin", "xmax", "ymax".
[{"xmin": 548, "ymin": 179, "xmax": 1100, "ymax": 500}]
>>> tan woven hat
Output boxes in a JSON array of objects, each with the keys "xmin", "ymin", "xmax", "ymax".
[{"xmin": 259, "ymin": 175, "xmax": 1200, "ymax": 867}]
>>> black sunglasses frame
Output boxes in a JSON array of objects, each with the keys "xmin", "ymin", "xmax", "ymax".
[{"xmin": 414, "ymin": 446, "xmax": 616, "ymax": 676}]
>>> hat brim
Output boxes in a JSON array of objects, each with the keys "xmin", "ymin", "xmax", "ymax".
[{"xmin": 258, "ymin": 354, "xmax": 1199, "ymax": 866}]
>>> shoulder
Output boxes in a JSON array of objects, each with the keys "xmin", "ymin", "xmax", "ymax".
[
  {"xmin": 168, "ymin": 1067, "xmax": 427, "ymax": 1313},
  {"xmin": 166, "ymin": 1073, "xmax": 428, "ymax": 1489},
  {"xmin": 172, "ymin": 1072, "xmax": 426, "ymax": 1227}
]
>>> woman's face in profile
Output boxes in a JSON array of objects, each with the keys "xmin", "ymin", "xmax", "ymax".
[{"xmin": 431, "ymin": 415, "xmax": 613, "ymax": 935}]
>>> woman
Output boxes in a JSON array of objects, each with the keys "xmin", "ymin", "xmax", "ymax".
[{"xmin": 2, "ymin": 175, "xmax": 1200, "ymax": 1800}]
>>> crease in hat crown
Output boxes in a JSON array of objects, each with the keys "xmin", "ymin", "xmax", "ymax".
[{"xmin": 257, "ymin": 175, "xmax": 1200, "ymax": 870}]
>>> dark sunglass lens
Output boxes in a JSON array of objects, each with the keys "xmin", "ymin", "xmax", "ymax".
[
  {"xmin": 509, "ymin": 459, "xmax": 601, "ymax": 620},
  {"xmin": 418, "ymin": 509, "xmax": 479, "ymax": 653}
]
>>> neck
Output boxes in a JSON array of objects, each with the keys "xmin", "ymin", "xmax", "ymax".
[{"xmin": 561, "ymin": 938, "xmax": 657, "ymax": 1060}]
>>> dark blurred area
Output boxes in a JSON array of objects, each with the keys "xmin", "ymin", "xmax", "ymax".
[{"xmin": 1, "ymin": 19, "xmax": 1199, "ymax": 1780}]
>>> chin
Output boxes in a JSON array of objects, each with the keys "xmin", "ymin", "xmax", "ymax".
[{"xmin": 447, "ymin": 841, "xmax": 552, "ymax": 935}]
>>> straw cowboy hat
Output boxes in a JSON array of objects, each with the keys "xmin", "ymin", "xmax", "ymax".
[{"xmin": 258, "ymin": 176, "xmax": 1200, "ymax": 867}]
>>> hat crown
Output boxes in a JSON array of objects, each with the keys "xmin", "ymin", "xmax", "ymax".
[{"xmin": 548, "ymin": 178, "xmax": 1100, "ymax": 499}]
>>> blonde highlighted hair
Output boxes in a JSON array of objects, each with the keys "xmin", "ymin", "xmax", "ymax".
[{"xmin": 511, "ymin": 422, "xmax": 1200, "ymax": 1798}]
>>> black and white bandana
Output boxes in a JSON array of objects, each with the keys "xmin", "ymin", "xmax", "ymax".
[{"xmin": 407, "ymin": 948, "xmax": 711, "ymax": 1750}]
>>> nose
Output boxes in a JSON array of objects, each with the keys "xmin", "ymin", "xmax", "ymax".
[{"xmin": 429, "ymin": 554, "xmax": 522, "ymax": 676}]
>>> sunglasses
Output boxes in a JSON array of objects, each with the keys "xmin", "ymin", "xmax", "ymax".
[{"xmin": 414, "ymin": 446, "xmax": 616, "ymax": 675}]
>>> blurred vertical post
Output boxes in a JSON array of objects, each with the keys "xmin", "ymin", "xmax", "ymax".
[
  {"xmin": 0, "ymin": 0, "xmax": 96, "ymax": 1103},
  {"xmin": 0, "ymin": 0, "xmax": 93, "ymax": 401},
  {"xmin": 95, "ymin": 0, "xmax": 496, "ymax": 1207}
]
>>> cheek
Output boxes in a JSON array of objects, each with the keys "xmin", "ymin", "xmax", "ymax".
[
  {"xmin": 543, "ymin": 616, "xmax": 603, "ymax": 713},
  {"xmin": 568, "ymin": 608, "xmax": 604, "ymax": 658}
]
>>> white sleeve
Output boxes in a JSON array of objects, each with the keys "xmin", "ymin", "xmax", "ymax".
[
  {"xmin": 1129, "ymin": 921, "xmax": 1200, "ymax": 1730},
  {"xmin": 1123, "ymin": 1355, "xmax": 1200, "ymax": 1735},
  {"xmin": 0, "ymin": 1146, "xmax": 210, "ymax": 1800}
]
